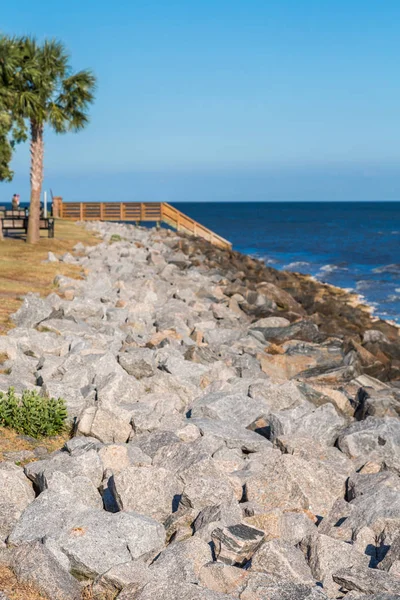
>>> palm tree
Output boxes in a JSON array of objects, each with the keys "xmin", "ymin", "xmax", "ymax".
[
  {"xmin": 0, "ymin": 36, "xmax": 96, "ymax": 243},
  {"xmin": 0, "ymin": 37, "xmax": 27, "ymax": 183}
]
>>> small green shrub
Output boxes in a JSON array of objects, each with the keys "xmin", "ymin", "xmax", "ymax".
[
  {"xmin": 110, "ymin": 234, "xmax": 122, "ymax": 243},
  {"xmin": 0, "ymin": 387, "xmax": 67, "ymax": 438}
]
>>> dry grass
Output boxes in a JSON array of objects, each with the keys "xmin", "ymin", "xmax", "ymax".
[
  {"xmin": 0, "ymin": 425, "xmax": 70, "ymax": 463},
  {"xmin": 0, "ymin": 219, "xmax": 99, "ymax": 335},
  {"xmin": 0, "ymin": 567, "xmax": 117, "ymax": 600},
  {"xmin": 81, "ymin": 584, "xmax": 118, "ymax": 600},
  {"xmin": 0, "ymin": 566, "xmax": 48, "ymax": 600}
]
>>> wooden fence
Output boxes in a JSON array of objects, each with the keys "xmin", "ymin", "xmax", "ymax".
[{"xmin": 58, "ymin": 201, "xmax": 231, "ymax": 249}]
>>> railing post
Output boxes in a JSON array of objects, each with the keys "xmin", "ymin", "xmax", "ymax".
[
  {"xmin": 100, "ymin": 203, "xmax": 104, "ymax": 220},
  {"xmin": 80, "ymin": 203, "xmax": 83, "ymax": 220},
  {"xmin": 120, "ymin": 203, "xmax": 124, "ymax": 220},
  {"xmin": 52, "ymin": 196, "xmax": 63, "ymax": 218},
  {"xmin": 140, "ymin": 203, "xmax": 145, "ymax": 222}
]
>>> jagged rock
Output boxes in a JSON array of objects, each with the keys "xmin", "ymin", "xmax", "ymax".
[
  {"xmin": 250, "ymin": 317, "xmax": 291, "ymax": 328},
  {"xmin": 189, "ymin": 391, "xmax": 264, "ymax": 427},
  {"xmin": 181, "ymin": 475, "xmax": 237, "ymax": 512},
  {"xmin": 267, "ymin": 402, "xmax": 346, "ymax": 446},
  {"xmin": 94, "ymin": 559, "xmax": 152, "ymax": 595},
  {"xmin": 301, "ymin": 533, "xmax": 370, "ymax": 596},
  {"xmin": 46, "ymin": 509, "xmax": 165, "ymax": 578},
  {"xmin": 189, "ymin": 418, "xmax": 272, "ymax": 453},
  {"xmin": 11, "ymin": 293, "xmax": 53, "ymax": 328},
  {"xmin": 8, "ymin": 489, "xmax": 90, "ymax": 545},
  {"xmin": 274, "ymin": 436, "xmax": 354, "ymax": 481},
  {"xmin": 212, "ymin": 523, "xmax": 265, "ymax": 566},
  {"xmin": 0, "ymin": 463, "xmax": 35, "ymax": 540},
  {"xmin": 42, "ymin": 471, "xmax": 103, "ymax": 509},
  {"xmin": 110, "ymin": 465, "xmax": 183, "ymax": 521},
  {"xmin": 77, "ymin": 406, "xmax": 132, "ymax": 443},
  {"xmin": 129, "ymin": 430, "xmax": 181, "ymax": 458},
  {"xmin": 149, "ymin": 537, "xmax": 212, "ymax": 584},
  {"xmin": 240, "ymin": 578, "xmax": 328, "ymax": 600},
  {"xmin": 253, "ymin": 320, "xmax": 322, "ymax": 344},
  {"xmin": 199, "ymin": 562, "xmax": 250, "ymax": 595},
  {"xmin": 333, "ymin": 566, "xmax": 400, "ymax": 595},
  {"xmin": 193, "ymin": 502, "xmax": 243, "ymax": 535},
  {"xmin": 120, "ymin": 581, "xmax": 233, "ymax": 600},
  {"xmin": 244, "ymin": 453, "xmax": 347, "ymax": 517},
  {"xmin": 11, "ymin": 541, "xmax": 81, "ymax": 600},
  {"xmin": 96, "ymin": 369, "xmax": 144, "ymax": 409},
  {"xmin": 248, "ymin": 380, "xmax": 307, "ymax": 412},
  {"xmin": 119, "ymin": 348, "xmax": 156, "ymax": 378},
  {"xmin": 378, "ymin": 534, "xmax": 400, "ymax": 573},
  {"xmin": 244, "ymin": 508, "xmax": 310, "ymax": 544},
  {"xmin": 24, "ymin": 449, "xmax": 103, "ymax": 492},
  {"xmin": 251, "ymin": 539, "xmax": 315, "ymax": 585},
  {"xmin": 354, "ymin": 386, "xmax": 400, "ymax": 420},
  {"xmin": 337, "ymin": 416, "xmax": 400, "ymax": 469}
]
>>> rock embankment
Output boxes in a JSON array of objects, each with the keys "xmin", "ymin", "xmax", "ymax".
[{"xmin": 0, "ymin": 221, "xmax": 399, "ymax": 600}]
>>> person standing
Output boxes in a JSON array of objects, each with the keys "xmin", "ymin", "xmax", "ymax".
[{"xmin": 11, "ymin": 194, "xmax": 20, "ymax": 211}]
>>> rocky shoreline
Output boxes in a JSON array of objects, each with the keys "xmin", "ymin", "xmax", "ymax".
[{"xmin": 0, "ymin": 220, "xmax": 399, "ymax": 599}]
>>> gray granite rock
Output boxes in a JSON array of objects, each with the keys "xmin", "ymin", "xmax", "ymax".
[
  {"xmin": 119, "ymin": 581, "xmax": 233, "ymax": 600},
  {"xmin": 11, "ymin": 293, "xmax": 54, "ymax": 328},
  {"xmin": 333, "ymin": 566, "xmax": 400, "ymax": 595},
  {"xmin": 119, "ymin": 348, "xmax": 156, "ymax": 379},
  {"xmin": 0, "ymin": 463, "xmax": 35, "ymax": 541},
  {"xmin": 251, "ymin": 539, "xmax": 315, "ymax": 585},
  {"xmin": 189, "ymin": 391, "xmax": 264, "ymax": 427},
  {"xmin": 110, "ymin": 465, "xmax": 183, "ymax": 521},
  {"xmin": 301, "ymin": 533, "xmax": 370, "ymax": 596},
  {"xmin": 24, "ymin": 449, "xmax": 103, "ymax": 492},
  {"xmin": 268, "ymin": 403, "xmax": 346, "ymax": 446},
  {"xmin": 212, "ymin": 523, "xmax": 265, "ymax": 566},
  {"xmin": 149, "ymin": 536, "xmax": 212, "ymax": 584},
  {"xmin": 46, "ymin": 509, "xmax": 165, "ymax": 578},
  {"xmin": 244, "ymin": 453, "xmax": 347, "ymax": 517},
  {"xmin": 12, "ymin": 541, "xmax": 81, "ymax": 600}
]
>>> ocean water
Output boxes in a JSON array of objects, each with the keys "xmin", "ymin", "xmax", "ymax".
[{"xmin": 175, "ymin": 202, "xmax": 400, "ymax": 324}]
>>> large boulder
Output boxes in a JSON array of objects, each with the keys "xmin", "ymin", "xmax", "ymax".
[
  {"xmin": 0, "ymin": 463, "xmax": 35, "ymax": 540},
  {"xmin": 110, "ymin": 465, "xmax": 183, "ymax": 522},
  {"xmin": 24, "ymin": 449, "xmax": 103, "ymax": 492},
  {"xmin": 11, "ymin": 541, "xmax": 81, "ymax": 600},
  {"xmin": 244, "ymin": 453, "xmax": 347, "ymax": 518},
  {"xmin": 44, "ymin": 509, "xmax": 165, "ymax": 578}
]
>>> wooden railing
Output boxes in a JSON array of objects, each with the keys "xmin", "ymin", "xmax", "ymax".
[{"xmin": 59, "ymin": 201, "xmax": 231, "ymax": 249}]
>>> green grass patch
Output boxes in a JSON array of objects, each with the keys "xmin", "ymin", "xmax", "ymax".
[{"xmin": 110, "ymin": 234, "xmax": 125, "ymax": 243}]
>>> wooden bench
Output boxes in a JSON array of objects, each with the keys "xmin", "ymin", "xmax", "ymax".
[
  {"xmin": 0, "ymin": 209, "xmax": 28, "ymax": 218},
  {"xmin": 1, "ymin": 217, "xmax": 55, "ymax": 238}
]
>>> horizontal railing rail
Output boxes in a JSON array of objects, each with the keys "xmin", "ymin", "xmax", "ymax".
[{"xmin": 58, "ymin": 201, "xmax": 231, "ymax": 249}]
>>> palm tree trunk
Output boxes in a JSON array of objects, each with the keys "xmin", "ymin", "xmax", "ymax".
[{"xmin": 26, "ymin": 121, "xmax": 44, "ymax": 244}]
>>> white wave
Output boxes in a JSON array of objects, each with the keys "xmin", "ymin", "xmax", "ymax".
[
  {"xmin": 250, "ymin": 253, "xmax": 277, "ymax": 265},
  {"xmin": 372, "ymin": 264, "xmax": 400, "ymax": 274},
  {"xmin": 283, "ymin": 261, "xmax": 311, "ymax": 271},
  {"xmin": 356, "ymin": 280, "xmax": 375, "ymax": 291},
  {"xmin": 316, "ymin": 264, "xmax": 349, "ymax": 278},
  {"xmin": 386, "ymin": 295, "xmax": 400, "ymax": 302}
]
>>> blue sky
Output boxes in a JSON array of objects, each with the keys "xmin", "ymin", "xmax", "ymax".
[{"xmin": 2, "ymin": 0, "xmax": 400, "ymax": 202}]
